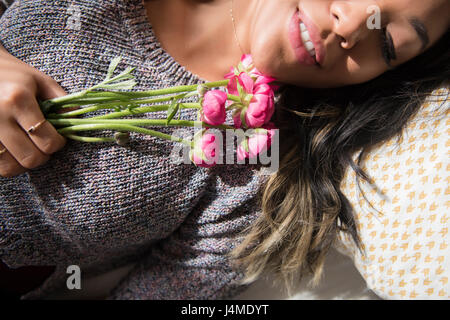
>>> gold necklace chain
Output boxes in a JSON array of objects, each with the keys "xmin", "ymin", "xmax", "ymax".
[{"xmin": 230, "ymin": 0, "xmax": 245, "ymax": 55}]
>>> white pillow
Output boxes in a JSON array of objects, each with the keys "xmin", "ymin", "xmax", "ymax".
[{"xmin": 336, "ymin": 88, "xmax": 449, "ymax": 299}]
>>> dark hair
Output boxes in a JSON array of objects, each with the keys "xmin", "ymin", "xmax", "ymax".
[{"xmin": 231, "ymin": 29, "xmax": 450, "ymax": 290}]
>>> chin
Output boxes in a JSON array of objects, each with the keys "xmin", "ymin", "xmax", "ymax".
[{"xmin": 251, "ymin": 51, "xmax": 281, "ymax": 80}]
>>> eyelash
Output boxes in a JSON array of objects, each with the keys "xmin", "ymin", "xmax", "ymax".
[{"xmin": 381, "ymin": 27, "xmax": 396, "ymax": 65}]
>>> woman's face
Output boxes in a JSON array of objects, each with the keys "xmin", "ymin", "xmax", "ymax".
[{"xmin": 246, "ymin": 0, "xmax": 449, "ymax": 88}]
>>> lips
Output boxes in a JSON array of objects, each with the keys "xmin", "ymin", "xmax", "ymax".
[{"xmin": 288, "ymin": 9, "xmax": 325, "ymax": 66}]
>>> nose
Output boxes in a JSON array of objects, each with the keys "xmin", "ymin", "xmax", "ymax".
[{"xmin": 330, "ymin": 1, "xmax": 370, "ymax": 49}]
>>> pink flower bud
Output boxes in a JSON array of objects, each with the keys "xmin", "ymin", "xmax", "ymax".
[
  {"xmin": 237, "ymin": 123, "xmax": 277, "ymax": 161},
  {"xmin": 239, "ymin": 54, "xmax": 261, "ymax": 78},
  {"xmin": 239, "ymin": 54, "xmax": 277, "ymax": 83},
  {"xmin": 200, "ymin": 90, "xmax": 227, "ymax": 126},
  {"xmin": 233, "ymin": 112, "xmax": 243, "ymax": 129},
  {"xmin": 225, "ymin": 54, "xmax": 277, "ymax": 97},
  {"xmin": 240, "ymin": 54, "xmax": 254, "ymax": 70},
  {"xmin": 254, "ymin": 74, "xmax": 277, "ymax": 87},
  {"xmin": 237, "ymin": 72, "xmax": 255, "ymax": 94},
  {"xmin": 225, "ymin": 54, "xmax": 277, "ymax": 128},
  {"xmin": 190, "ymin": 131, "xmax": 219, "ymax": 168},
  {"xmin": 224, "ymin": 70, "xmax": 239, "ymax": 96},
  {"xmin": 233, "ymin": 83, "xmax": 275, "ymax": 128}
]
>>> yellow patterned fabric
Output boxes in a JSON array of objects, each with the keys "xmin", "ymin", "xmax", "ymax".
[{"xmin": 336, "ymin": 88, "xmax": 449, "ymax": 299}]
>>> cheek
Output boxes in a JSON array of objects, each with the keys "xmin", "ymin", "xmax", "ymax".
[
  {"xmin": 329, "ymin": 39, "xmax": 390, "ymax": 86},
  {"xmin": 344, "ymin": 57, "xmax": 387, "ymax": 84},
  {"xmin": 251, "ymin": 33, "xmax": 285, "ymax": 78}
]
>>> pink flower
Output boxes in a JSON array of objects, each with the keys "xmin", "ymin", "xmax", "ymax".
[
  {"xmin": 190, "ymin": 131, "xmax": 219, "ymax": 168},
  {"xmin": 240, "ymin": 54, "xmax": 254, "ymax": 71},
  {"xmin": 237, "ymin": 72, "xmax": 255, "ymax": 93},
  {"xmin": 233, "ymin": 83, "xmax": 275, "ymax": 128},
  {"xmin": 224, "ymin": 70, "xmax": 239, "ymax": 96},
  {"xmin": 224, "ymin": 54, "xmax": 276, "ymax": 129},
  {"xmin": 224, "ymin": 54, "xmax": 277, "ymax": 96},
  {"xmin": 224, "ymin": 54, "xmax": 255, "ymax": 79},
  {"xmin": 237, "ymin": 123, "xmax": 277, "ymax": 161},
  {"xmin": 200, "ymin": 90, "xmax": 228, "ymax": 126},
  {"xmin": 238, "ymin": 54, "xmax": 268, "ymax": 80}
]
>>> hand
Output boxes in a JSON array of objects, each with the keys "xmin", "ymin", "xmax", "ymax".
[{"xmin": 0, "ymin": 47, "xmax": 67, "ymax": 177}]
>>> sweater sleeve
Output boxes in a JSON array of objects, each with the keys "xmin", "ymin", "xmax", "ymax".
[{"xmin": 107, "ymin": 166, "xmax": 264, "ymax": 300}]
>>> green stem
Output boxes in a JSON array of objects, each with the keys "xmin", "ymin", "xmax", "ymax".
[
  {"xmin": 81, "ymin": 93, "xmax": 196, "ymax": 114},
  {"xmin": 46, "ymin": 104, "xmax": 177, "ymax": 119},
  {"xmin": 50, "ymin": 97, "xmax": 130, "ymax": 108},
  {"xmin": 48, "ymin": 90, "xmax": 237, "ymax": 118},
  {"xmin": 227, "ymin": 94, "xmax": 242, "ymax": 103},
  {"xmin": 48, "ymin": 118, "xmax": 234, "ymax": 130},
  {"xmin": 46, "ymin": 80, "xmax": 229, "ymax": 105},
  {"xmin": 106, "ymin": 80, "xmax": 230, "ymax": 98},
  {"xmin": 89, "ymin": 103, "xmax": 201, "ymax": 119},
  {"xmin": 45, "ymin": 89, "xmax": 89, "ymax": 105},
  {"xmin": 46, "ymin": 105, "xmax": 124, "ymax": 118},
  {"xmin": 64, "ymin": 134, "xmax": 116, "ymax": 143},
  {"xmin": 52, "ymin": 91, "xmax": 199, "ymax": 110},
  {"xmin": 58, "ymin": 124, "xmax": 193, "ymax": 146}
]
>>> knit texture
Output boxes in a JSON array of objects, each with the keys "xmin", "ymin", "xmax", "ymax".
[{"xmin": 0, "ymin": 0, "xmax": 265, "ymax": 299}]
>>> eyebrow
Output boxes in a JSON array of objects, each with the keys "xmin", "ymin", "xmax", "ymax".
[{"xmin": 409, "ymin": 17, "xmax": 430, "ymax": 51}]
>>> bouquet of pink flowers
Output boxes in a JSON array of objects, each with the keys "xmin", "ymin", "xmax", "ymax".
[{"xmin": 40, "ymin": 54, "xmax": 278, "ymax": 168}]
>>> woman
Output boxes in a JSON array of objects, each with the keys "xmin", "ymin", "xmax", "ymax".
[
  {"xmin": 227, "ymin": 0, "xmax": 450, "ymax": 298},
  {"xmin": 0, "ymin": 0, "xmax": 448, "ymax": 299}
]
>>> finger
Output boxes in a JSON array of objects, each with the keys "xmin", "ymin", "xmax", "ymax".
[
  {"xmin": 34, "ymin": 72, "xmax": 79, "ymax": 113},
  {"xmin": 0, "ymin": 119, "xmax": 50, "ymax": 169},
  {"xmin": 34, "ymin": 72, "xmax": 67, "ymax": 100},
  {"xmin": 0, "ymin": 141, "xmax": 27, "ymax": 177},
  {"xmin": 14, "ymin": 98, "xmax": 66, "ymax": 155}
]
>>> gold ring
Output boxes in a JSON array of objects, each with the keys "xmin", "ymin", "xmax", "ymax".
[
  {"xmin": 27, "ymin": 119, "xmax": 46, "ymax": 134},
  {"xmin": 0, "ymin": 148, "xmax": 6, "ymax": 155}
]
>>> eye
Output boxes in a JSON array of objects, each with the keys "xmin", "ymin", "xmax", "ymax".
[{"xmin": 380, "ymin": 27, "xmax": 397, "ymax": 67}]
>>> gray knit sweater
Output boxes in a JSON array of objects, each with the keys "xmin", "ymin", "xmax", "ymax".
[{"xmin": 0, "ymin": 0, "xmax": 265, "ymax": 299}]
